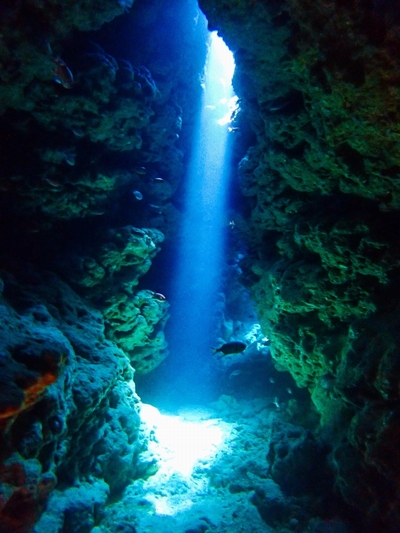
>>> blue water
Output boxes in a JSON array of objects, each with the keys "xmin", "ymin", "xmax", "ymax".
[{"xmin": 138, "ymin": 33, "xmax": 236, "ymax": 407}]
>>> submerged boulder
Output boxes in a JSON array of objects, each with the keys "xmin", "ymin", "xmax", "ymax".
[{"xmin": 0, "ymin": 271, "xmax": 147, "ymax": 531}]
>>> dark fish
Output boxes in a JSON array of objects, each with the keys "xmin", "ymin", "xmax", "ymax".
[
  {"xmin": 52, "ymin": 57, "xmax": 74, "ymax": 89},
  {"xmin": 212, "ymin": 341, "xmax": 247, "ymax": 356}
]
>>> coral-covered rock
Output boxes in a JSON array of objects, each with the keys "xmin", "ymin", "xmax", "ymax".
[
  {"xmin": 0, "ymin": 1, "xmax": 135, "ymax": 116},
  {"xmin": 20, "ymin": 169, "xmax": 128, "ymax": 220},
  {"xmin": 34, "ymin": 52, "xmax": 158, "ymax": 151},
  {"xmin": 54, "ymin": 226, "xmax": 169, "ymax": 373},
  {"xmin": 0, "ymin": 457, "xmax": 57, "ymax": 533},
  {"xmin": 0, "ymin": 1, "xmax": 211, "ymax": 532},
  {"xmin": 57, "ymin": 226, "xmax": 164, "ymax": 294},
  {"xmin": 103, "ymin": 290, "xmax": 169, "ymax": 373},
  {"xmin": 0, "ymin": 271, "xmax": 146, "ymax": 531},
  {"xmin": 0, "ymin": 299, "xmax": 70, "ymax": 432},
  {"xmin": 33, "ymin": 479, "xmax": 110, "ymax": 533},
  {"xmin": 199, "ymin": 0, "xmax": 400, "ymax": 528},
  {"xmin": 266, "ymin": 421, "xmax": 333, "ymax": 497}
]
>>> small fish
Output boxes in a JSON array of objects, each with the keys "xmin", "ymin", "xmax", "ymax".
[
  {"xmin": 269, "ymin": 377, "xmax": 275, "ymax": 384},
  {"xmin": 272, "ymin": 397, "xmax": 280, "ymax": 410},
  {"xmin": 212, "ymin": 341, "xmax": 247, "ymax": 356},
  {"xmin": 134, "ymin": 166, "xmax": 147, "ymax": 175},
  {"xmin": 229, "ymin": 369, "xmax": 243, "ymax": 379},
  {"xmin": 228, "ymin": 220, "xmax": 235, "ymax": 229},
  {"xmin": 42, "ymin": 177, "xmax": 63, "ymax": 189},
  {"xmin": 269, "ymin": 103, "xmax": 287, "ymax": 112},
  {"xmin": 286, "ymin": 387, "xmax": 293, "ymax": 395},
  {"xmin": 148, "ymin": 204, "xmax": 164, "ymax": 213},
  {"xmin": 151, "ymin": 177, "xmax": 164, "ymax": 183},
  {"xmin": 71, "ymin": 126, "xmax": 84, "ymax": 137},
  {"xmin": 45, "ymin": 39, "xmax": 53, "ymax": 55},
  {"xmin": 52, "ymin": 57, "xmax": 74, "ymax": 89},
  {"xmin": 153, "ymin": 292, "xmax": 166, "ymax": 301},
  {"xmin": 27, "ymin": 225, "xmax": 41, "ymax": 234},
  {"xmin": 131, "ymin": 228, "xmax": 145, "ymax": 236},
  {"xmin": 90, "ymin": 210, "xmax": 105, "ymax": 216},
  {"xmin": 63, "ymin": 149, "xmax": 76, "ymax": 166},
  {"xmin": 133, "ymin": 190, "xmax": 143, "ymax": 200}
]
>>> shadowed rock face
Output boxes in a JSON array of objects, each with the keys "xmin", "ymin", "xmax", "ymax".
[
  {"xmin": 199, "ymin": 0, "xmax": 400, "ymax": 530},
  {"xmin": 0, "ymin": 0, "xmax": 207, "ymax": 531},
  {"xmin": 0, "ymin": 272, "xmax": 144, "ymax": 532}
]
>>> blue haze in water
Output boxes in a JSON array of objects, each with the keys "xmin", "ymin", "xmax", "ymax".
[{"xmin": 140, "ymin": 33, "xmax": 236, "ymax": 407}]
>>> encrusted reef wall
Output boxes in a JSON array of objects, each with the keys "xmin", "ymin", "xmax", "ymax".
[
  {"xmin": 199, "ymin": 0, "xmax": 400, "ymax": 530},
  {"xmin": 0, "ymin": 272, "xmax": 150, "ymax": 532},
  {"xmin": 0, "ymin": 0, "xmax": 207, "ymax": 531}
]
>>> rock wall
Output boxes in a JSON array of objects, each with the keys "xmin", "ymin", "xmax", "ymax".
[
  {"xmin": 199, "ymin": 0, "xmax": 400, "ymax": 530},
  {"xmin": 0, "ymin": 0, "xmax": 207, "ymax": 531}
]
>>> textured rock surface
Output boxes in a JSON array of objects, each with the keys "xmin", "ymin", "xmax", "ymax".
[
  {"xmin": 103, "ymin": 289, "xmax": 169, "ymax": 373},
  {"xmin": 0, "ymin": 1, "xmax": 207, "ymax": 530},
  {"xmin": 199, "ymin": 0, "xmax": 400, "ymax": 529},
  {"xmin": 54, "ymin": 226, "xmax": 169, "ymax": 373},
  {"xmin": 0, "ymin": 271, "xmax": 148, "ymax": 531}
]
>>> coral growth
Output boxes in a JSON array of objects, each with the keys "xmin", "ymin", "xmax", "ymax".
[
  {"xmin": 199, "ymin": 0, "xmax": 400, "ymax": 528},
  {"xmin": 0, "ymin": 271, "xmax": 149, "ymax": 530}
]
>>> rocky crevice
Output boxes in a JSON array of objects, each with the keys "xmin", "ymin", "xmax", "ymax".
[{"xmin": 199, "ymin": 0, "xmax": 400, "ymax": 529}]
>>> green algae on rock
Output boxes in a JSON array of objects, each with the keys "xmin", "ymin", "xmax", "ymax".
[
  {"xmin": 103, "ymin": 289, "xmax": 169, "ymax": 374},
  {"xmin": 57, "ymin": 226, "xmax": 164, "ymax": 293},
  {"xmin": 55, "ymin": 226, "xmax": 169, "ymax": 373},
  {"xmin": 199, "ymin": 0, "xmax": 400, "ymax": 528}
]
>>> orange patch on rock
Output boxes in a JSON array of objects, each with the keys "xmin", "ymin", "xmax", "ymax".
[
  {"xmin": 22, "ymin": 370, "xmax": 58, "ymax": 410},
  {"xmin": 0, "ymin": 352, "xmax": 65, "ymax": 424}
]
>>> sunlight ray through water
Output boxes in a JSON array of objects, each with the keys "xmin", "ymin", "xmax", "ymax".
[{"xmin": 163, "ymin": 31, "xmax": 236, "ymax": 405}]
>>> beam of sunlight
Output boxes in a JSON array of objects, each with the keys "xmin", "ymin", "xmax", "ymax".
[{"xmin": 161, "ymin": 32, "xmax": 236, "ymax": 405}]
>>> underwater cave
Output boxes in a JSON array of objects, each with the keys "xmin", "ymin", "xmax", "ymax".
[{"xmin": 1, "ymin": 1, "xmax": 400, "ymax": 532}]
